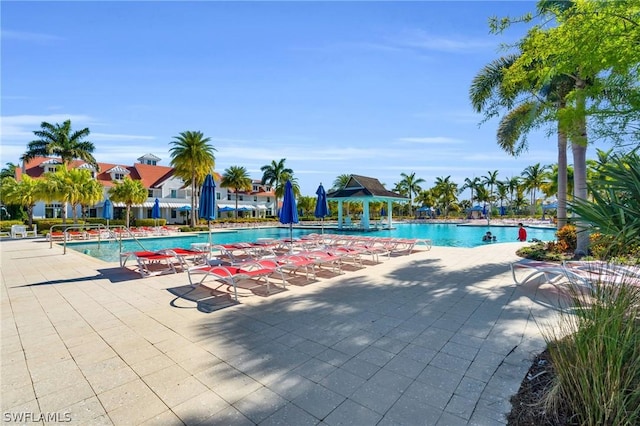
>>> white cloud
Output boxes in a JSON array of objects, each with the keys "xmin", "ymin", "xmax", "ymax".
[
  {"xmin": 92, "ymin": 133, "xmax": 156, "ymax": 141},
  {"xmin": 1, "ymin": 29, "xmax": 63, "ymax": 43},
  {"xmin": 397, "ymin": 137, "xmax": 462, "ymax": 144}
]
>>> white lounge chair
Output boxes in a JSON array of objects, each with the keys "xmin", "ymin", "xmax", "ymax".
[{"xmin": 10, "ymin": 225, "xmax": 27, "ymax": 238}]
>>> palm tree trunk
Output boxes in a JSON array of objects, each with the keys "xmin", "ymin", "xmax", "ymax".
[
  {"xmin": 191, "ymin": 175, "xmax": 197, "ymax": 227},
  {"xmin": 126, "ymin": 205, "xmax": 131, "ymax": 228},
  {"xmin": 573, "ymin": 82, "xmax": 590, "ymax": 256},
  {"xmin": 235, "ymin": 192, "xmax": 239, "ymax": 219},
  {"xmin": 557, "ymin": 121, "xmax": 568, "ymax": 230}
]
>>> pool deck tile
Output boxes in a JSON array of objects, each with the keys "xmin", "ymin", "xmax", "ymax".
[{"xmin": 1, "ymin": 236, "xmax": 556, "ymax": 425}]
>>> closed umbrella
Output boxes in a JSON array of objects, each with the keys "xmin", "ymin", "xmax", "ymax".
[
  {"xmin": 152, "ymin": 198, "xmax": 161, "ymax": 232},
  {"xmin": 279, "ymin": 180, "xmax": 298, "ymax": 250},
  {"xmin": 314, "ymin": 183, "xmax": 329, "ymax": 234},
  {"xmin": 199, "ymin": 174, "xmax": 217, "ymax": 249},
  {"xmin": 102, "ymin": 199, "xmax": 113, "ymax": 229}
]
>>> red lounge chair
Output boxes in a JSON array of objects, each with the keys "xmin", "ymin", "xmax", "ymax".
[
  {"xmin": 120, "ymin": 251, "xmax": 178, "ymax": 277},
  {"xmin": 187, "ymin": 260, "xmax": 285, "ymax": 299}
]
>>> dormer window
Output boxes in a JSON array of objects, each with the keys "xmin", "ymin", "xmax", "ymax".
[
  {"xmin": 137, "ymin": 153, "xmax": 161, "ymax": 166},
  {"xmin": 40, "ymin": 158, "xmax": 62, "ymax": 174},
  {"xmin": 77, "ymin": 163, "xmax": 96, "ymax": 178},
  {"xmin": 107, "ymin": 165, "xmax": 130, "ymax": 181}
]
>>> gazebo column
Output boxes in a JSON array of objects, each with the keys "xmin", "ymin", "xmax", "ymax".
[
  {"xmin": 337, "ymin": 201, "xmax": 343, "ymax": 229},
  {"xmin": 362, "ymin": 200, "xmax": 370, "ymax": 229},
  {"xmin": 387, "ymin": 201, "xmax": 392, "ymax": 228}
]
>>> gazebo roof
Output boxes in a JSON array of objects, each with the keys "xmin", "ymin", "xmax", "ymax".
[{"xmin": 327, "ymin": 174, "xmax": 408, "ymax": 201}]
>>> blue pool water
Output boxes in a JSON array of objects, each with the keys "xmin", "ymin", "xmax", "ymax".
[{"xmin": 67, "ymin": 223, "xmax": 557, "ymax": 263}]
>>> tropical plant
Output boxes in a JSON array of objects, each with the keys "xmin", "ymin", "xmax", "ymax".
[
  {"xmin": 482, "ymin": 170, "xmax": 500, "ymax": 218},
  {"xmin": 220, "ymin": 166, "xmax": 252, "ymax": 219},
  {"xmin": 332, "ymin": 173, "xmax": 352, "ymax": 215},
  {"xmin": 0, "ymin": 162, "xmax": 18, "ymax": 181},
  {"xmin": 273, "ymin": 172, "xmax": 300, "ymax": 202},
  {"xmin": 297, "ymin": 196, "xmax": 316, "ymax": 217},
  {"xmin": 460, "ymin": 177, "xmax": 481, "ymax": 205},
  {"xmin": 260, "ymin": 159, "xmax": 293, "ymax": 216},
  {"xmin": 396, "ymin": 172, "xmax": 425, "ymax": 216},
  {"xmin": 570, "ymin": 150, "xmax": 640, "ymax": 257},
  {"xmin": 521, "ymin": 163, "xmax": 550, "ymax": 215},
  {"xmin": 109, "ymin": 177, "xmax": 147, "ymax": 228},
  {"xmin": 169, "ymin": 131, "xmax": 216, "ymax": 226},
  {"xmin": 432, "ymin": 176, "xmax": 458, "ymax": 217},
  {"xmin": 0, "ymin": 175, "xmax": 43, "ymax": 226},
  {"xmin": 21, "ymin": 120, "xmax": 99, "ymax": 170}
]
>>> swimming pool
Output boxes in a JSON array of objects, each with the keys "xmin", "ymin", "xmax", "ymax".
[{"xmin": 67, "ymin": 223, "xmax": 557, "ymax": 262}]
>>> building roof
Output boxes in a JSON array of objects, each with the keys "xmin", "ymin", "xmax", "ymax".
[
  {"xmin": 19, "ymin": 157, "xmax": 176, "ymax": 189},
  {"xmin": 327, "ymin": 174, "xmax": 407, "ymax": 201}
]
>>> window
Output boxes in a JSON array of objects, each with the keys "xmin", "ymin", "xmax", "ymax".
[
  {"xmin": 227, "ymin": 194, "xmax": 231, "ymax": 201},
  {"xmin": 44, "ymin": 204, "xmax": 63, "ymax": 219},
  {"xmin": 254, "ymin": 196, "xmax": 257, "ymax": 202},
  {"xmin": 216, "ymin": 193, "xmax": 221, "ymax": 200},
  {"xmin": 146, "ymin": 160, "xmax": 157, "ymax": 165},
  {"xmin": 146, "ymin": 209, "xmax": 152, "ymax": 219},
  {"xmin": 267, "ymin": 197, "xmax": 271, "ymax": 202},
  {"xmin": 239, "ymin": 195, "xmax": 243, "ymax": 201},
  {"xmin": 253, "ymin": 185, "xmax": 258, "ymax": 191},
  {"xmin": 170, "ymin": 189, "xmax": 177, "ymax": 198},
  {"xmin": 148, "ymin": 190, "xmax": 154, "ymax": 197},
  {"xmin": 171, "ymin": 210, "xmax": 177, "ymax": 219},
  {"xmin": 46, "ymin": 166, "xmax": 59, "ymax": 173},
  {"xmin": 114, "ymin": 173, "xmax": 125, "ymax": 180}
]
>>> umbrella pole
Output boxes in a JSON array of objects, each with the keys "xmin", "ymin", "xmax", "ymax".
[
  {"xmin": 321, "ymin": 218, "xmax": 324, "ymax": 234},
  {"xmin": 208, "ymin": 221, "xmax": 212, "ymax": 257},
  {"xmin": 289, "ymin": 223, "xmax": 293, "ymax": 253}
]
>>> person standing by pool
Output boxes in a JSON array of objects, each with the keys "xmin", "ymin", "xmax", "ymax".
[{"xmin": 517, "ymin": 223, "xmax": 527, "ymax": 242}]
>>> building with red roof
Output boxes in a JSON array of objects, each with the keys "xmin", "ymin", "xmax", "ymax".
[{"xmin": 18, "ymin": 154, "xmax": 276, "ymax": 223}]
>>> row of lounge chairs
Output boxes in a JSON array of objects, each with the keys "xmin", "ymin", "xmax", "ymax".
[
  {"xmin": 48, "ymin": 226, "xmax": 173, "ymax": 241},
  {"xmin": 120, "ymin": 234, "xmax": 432, "ymax": 303}
]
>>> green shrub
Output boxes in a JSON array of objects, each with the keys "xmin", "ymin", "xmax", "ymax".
[
  {"xmin": 0, "ymin": 220, "xmax": 25, "ymax": 231},
  {"xmin": 134, "ymin": 219, "xmax": 166, "ymax": 227}
]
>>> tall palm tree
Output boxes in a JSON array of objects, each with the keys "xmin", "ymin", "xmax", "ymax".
[
  {"xmin": 0, "ymin": 176, "xmax": 44, "ymax": 226},
  {"xmin": 332, "ymin": 173, "xmax": 352, "ymax": 215},
  {"xmin": 521, "ymin": 163, "xmax": 550, "ymax": 216},
  {"xmin": 396, "ymin": 172, "xmax": 425, "ymax": 216},
  {"xmin": 109, "ymin": 177, "xmax": 147, "ymax": 228},
  {"xmin": 482, "ymin": 170, "xmax": 500, "ymax": 219},
  {"xmin": 21, "ymin": 120, "xmax": 99, "ymax": 170},
  {"xmin": 433, "ymin": 176, "xmax": 458, "ymax": 217},
  {"xmin": 460, "ymin": 177, "xmax": 481, "ymax": 206},
  {"xmin": 260, "ymin": 159, "xmax": 293, "ymax": 217},
  {"xmin": 470, "ymin": 50, "xmax": 574, "ymax": 230},
  {"xmin": 273, "ymin": 172, "xmax": 300, "ymax": 201},
  {"xmin": 169, "ymin": 131, "xmax": 216, "ymax": 227},
  {"xmin": 506, "ymin": 176, "xmax": 521, "ymax": 216},
  {"xmin": 221, "ymin": 166, "xmax": 252, "ymax": 219}
]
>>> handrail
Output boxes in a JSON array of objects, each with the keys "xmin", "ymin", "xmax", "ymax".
[{"xmin": 48, "ymin": 223, "xmax": 147, "ymax": 255}]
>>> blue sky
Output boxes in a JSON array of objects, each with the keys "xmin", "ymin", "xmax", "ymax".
[{"xmin": 1, "ymin": 1, "xmax": 608, "ymax": 197}]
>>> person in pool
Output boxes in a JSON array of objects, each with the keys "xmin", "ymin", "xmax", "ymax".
[{"xmin": 483, "ymin": 231, "xmax": 493, "ymax": 242}]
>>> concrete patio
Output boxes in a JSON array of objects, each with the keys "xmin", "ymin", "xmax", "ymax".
[{"xmin": 1, "ymin": 237, "xmax": 557, "ymax": 425}]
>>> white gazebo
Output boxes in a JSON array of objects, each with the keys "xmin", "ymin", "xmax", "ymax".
[{"xmin": 327, "ymin": 175, "xmax": 408, "ymax": 230}]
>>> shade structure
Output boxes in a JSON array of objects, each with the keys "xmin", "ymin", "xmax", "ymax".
[
  {"xmin": 279, "ymin": 180, "xmax": 299, "ymax": 248},
  {"xmin": 218, "ymin": 206, "xmax": 234, "ymax": 212},
  {"xmin": 177, "ymin": 205, "xmax": 191, "ymax": 212},
  {"xmin": 542, "ymin": 202, "xmax": 558, "ymax": 210},
  {"xmin": 102, "ymin": 199, "xmax": 113, "ymax": 229},
  {"xmin": 199, "ymin": 174, "xmax": 217, "ymax": 249},
  {"xmin": 314, "ymin": 183, "xmax": 329, "ymax": 234}
]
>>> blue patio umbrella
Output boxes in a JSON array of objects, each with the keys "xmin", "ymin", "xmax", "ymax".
[
  {"xmin": 102, "ymin": 199, "xmax": 113, "ymax": 229},
  {"xmin": 380, "ymin": 207, "xmax": 386, "ymax": 217},
  {"xmin": 314, "ymin": 183, "xmax": 329, "ymax": 234},
  {"xmin": 279, "ymin": 180, "xmax": 299, "ymax": 249},
  {"xmin": 199, "ymin": 174, "xmax": 217, "ymax": 248},
  {"xmin": 151, "ymin": 198, "xmax": 161, "ymax": 230}
]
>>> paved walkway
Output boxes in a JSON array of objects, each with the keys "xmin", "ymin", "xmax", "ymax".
[{"xmin": 1, "ymin": 237, "xmax": 556, "ymax": 425}]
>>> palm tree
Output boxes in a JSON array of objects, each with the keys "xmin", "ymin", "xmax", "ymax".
[
  {"xmin": 274, "ymin": 172, "xmax": 300, "ymax": 202},
  {"xmin": 433, "ymin": 176, "xmax": 458, "ymax": 217},
  {"xmin": 521, "ymin": 163, "xmax": 550, "ymax": 216},
  {"xmin": 43, "ymin": 168, "xmax": 103, "ymax": 224},
  {"xmin": 496, "ymin": 182, "xmax": 509, "ymax": 217},
  {"xmin": 470, "ymin": 51, "xmax": 574, "ymax": 231},
  {"xmin": 21, "ymin": 120, "xmax": 99, "ymax": 170},
  {"xmin": 396, "ymin": 172, "xmax": 425, "ymax": 216},
  {"xmin": 260, "ymin": 159, "xmax": 293, "ymax": 217},
  {"xmin": 482, "ymin": 170, "xmax": 500, "ymax": 219},
  {"xmin": 109, "ymin": 177, "xmax": 147, "ymax": 228},
  {"xmin": 221, "ymin": 166, "xmax": 252, "ymax": 219},
  {"xmin": 169, "ymin": 131, "xmax": 216, "ymax": 227},
  {"xmin": 332, "ymin": 173, "xmax": 352, "ymax": 215},
  {"xmin": 460, "ymin": 177, "xmax": 481, "ymax": 206},
  {"xmin": 506, "ymin": 176, "xmax": 521, "ymax": 216},
  {"xmin": 0, "ymin": 162, "xmax": 18, "ymax": 181},
  {"xmin": 0, "ymin": 176, "xmax": 44, "ymax": 226}
]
